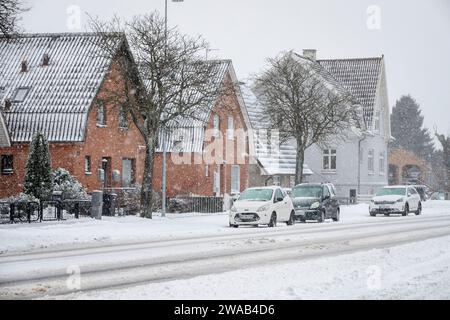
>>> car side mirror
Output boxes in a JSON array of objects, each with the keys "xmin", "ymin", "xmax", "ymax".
[
  {"xmin": 276, "ymin": 197, "xmax": 284, "ymax": 203},
  {"xmin": 323, "ymin": 195, "xmax": 330, "ymax": 201}
]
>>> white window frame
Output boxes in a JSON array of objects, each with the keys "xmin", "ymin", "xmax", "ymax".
[
  {"xmin": 227, "ymin": 116, "xmax": 234, "ymax": 140},
  {"xmin": 368, "ymin": 149, "xmax": 375, "ymax": 174},
  {"xmin": 96, "ymin": 102, "xmax": 106, "ymax": 126},
  {"xmin": 84, "ymin": 156, "xmax": 91, "ymax": 174},
  {"xmin": 119, "ymin": 105, "xmax": 128, "ymax": 129},
  {"xmin": 205, "ymin": 165, "xmax": 209, "ymax": 177},
  {"xmin": 322, "ymin": 148, "xmax": 337, "ymax": 172},
  {"xmin": 374, "ymin": 111, "xmax": 380, "ymax": 132},
  {"xmin": 231, "ymin": 165, "xmax": 240, "ymax": 194},
  {"xmin": 213, "ymin": 114, "xmax": 220, "ymax": 138}
]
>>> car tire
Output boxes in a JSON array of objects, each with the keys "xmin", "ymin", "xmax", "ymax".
[
  {"xmin": 384, "ymin": 213, "xmax": 390, "ymax": 217},
  {"xmin": 402, "ymin": 203, "xmax": 409, "ymax": 216},
  {"xmin": 370, "ymin": 212, "xmax": 376, "ymax": 217},
  {"xmin": 415, "ymin": 202, "xmax": 422, "ymax": 215},
  {"xmin": 317, "ymin": 211, "xmax": 325, "ymax": 223},
  {"xmin": 332, "ymin": 209, "xmax": 340, "ymax": 222},
  {"xmin": 268, "ymin": 212, "xmax": 277, "ymax": 227},
  {"xmin": 286, "ymin": 211, "xmax": 295, "ymax": 226}
]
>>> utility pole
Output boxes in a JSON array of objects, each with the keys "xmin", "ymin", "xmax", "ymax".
[{"xmin": 162, "ymin": 0, "xmax": 183, "ymax": 217}]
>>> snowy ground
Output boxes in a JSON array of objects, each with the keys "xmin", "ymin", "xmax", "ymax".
[{"xmin": 0, "ymin": 201, "xmax": 449, "ymax": 299}]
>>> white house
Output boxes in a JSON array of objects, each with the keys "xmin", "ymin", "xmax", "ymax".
[{"xmin": 244, "ymin": 49, "xmax": 390, "ymax": 198}]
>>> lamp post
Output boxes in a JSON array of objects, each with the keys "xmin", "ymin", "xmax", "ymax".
[{"xmin": 162, "ymin": 0, "xmax": 183, "ymax": 217}]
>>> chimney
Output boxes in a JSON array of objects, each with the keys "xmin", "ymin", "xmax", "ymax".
[
  {"xmin": 4, "ymin": 98, "xmax": 11, "ymax": 111},
  {"xmin": 303, "ymin": 49, "xmax": 317, "ymax": 61},
  {"xmin": 21, "ymin": 60, "xmax": 28, "ymax": 72},
  {"xmin": 42, "ymin": 53, "xmax": 50, "ymax": 66}
]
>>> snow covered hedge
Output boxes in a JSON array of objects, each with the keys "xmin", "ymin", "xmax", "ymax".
[{"xmin": 52, "ymin": 168, "xmax": 89, "ymax": 200}]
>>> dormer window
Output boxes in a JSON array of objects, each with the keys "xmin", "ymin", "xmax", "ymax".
[{"xmin": 13, "ymin": 87, "xmax": 30, "ymax": 102}]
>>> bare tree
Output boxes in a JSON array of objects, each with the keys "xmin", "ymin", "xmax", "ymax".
[
  {"xmin": 90, "ymin": 12, "xmax": 229, "ymax": 218},
  {"xmin": 0, "ymin": 0, "xmax": 29, "ymax": 38},
  {"xmin": 436, "ymin": 132, "xmax": 450, "ymax": 192},
  {"xmin": 253, "ymin": 51, "xmax": 361, "ymax": 184}
]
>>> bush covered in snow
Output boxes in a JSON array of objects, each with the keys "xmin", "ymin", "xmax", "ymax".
[
  {"xmin": 4, "ymin": 193, "xmax": 39, "ymax": 203},
  {"xmin": 52, "ymin": 168, "xmax": 89, "ymax": 200},
  {"xmin": 119, "ymin": 186, "xmax": 161, "ymax": 215}
]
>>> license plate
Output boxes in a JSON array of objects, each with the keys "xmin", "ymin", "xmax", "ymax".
[
  {"xmin": 240, "ymin": 214, "xmax": 254, "ymax": 219},
  {"xmin": 380, "ymin": 205, "xmax": 389, "ymax": 209},
  {"xmin": 295, "ymin": 210, "xmax": 305, "ymax": 215}
]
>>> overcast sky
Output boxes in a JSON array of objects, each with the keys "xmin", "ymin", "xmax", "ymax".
[{"xmin": 21, "ymin": 0, "xmax": 450, "ymax": 141}]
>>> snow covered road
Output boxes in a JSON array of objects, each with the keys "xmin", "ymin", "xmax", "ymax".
[{"xmin": 0, "ymin": 201, "xmax": 449, "ymax": 299}]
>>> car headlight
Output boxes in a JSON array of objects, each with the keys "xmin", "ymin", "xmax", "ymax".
[
  {"xmin": 396, "ymin": 198, "xmax": 405, "ymax": 203},
  {"xmin": 310, "ymin": 202, "xmax": 320, "ymax": 210},
  {"xmin": 371, "ymin": 199, "xmax": 375, "ymax": 203},
  {"xmin": 230, "ymin": 206, "xmax": 237, "ymax": 213},
  {"xmin": 257, "ymin": 204, "xmax": 270, "ymax": 212}
]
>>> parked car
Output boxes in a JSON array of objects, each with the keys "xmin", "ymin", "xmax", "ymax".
[
  {"xmin": 291, "ymin": 183, "xmax": 340, "ymax": 223},
  {"xmin": 229, "ymin": 186, "xmax": 295, "ymax": 228},
  {"xmin": 369, "ymin": 185, "xmax": 422, "ymax": 216},
  {"xmin": 430, "ymin": 191, "xmax": 444, "ymax": 200},
  {"xmin": 410, "ymin": 185, "xmax": 428, "ymax": 202}
]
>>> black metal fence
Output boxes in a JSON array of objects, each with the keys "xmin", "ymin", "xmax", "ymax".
[
  {"xmin": 167, "ymin": 196, "xmax": 224, "ymax": 213},
  {"xmin": 0, "ymin": 200, "xmax": 92, "ymax": 224}
]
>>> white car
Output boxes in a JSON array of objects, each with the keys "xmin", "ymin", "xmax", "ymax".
[
  {"xmin": 229, "ymin": 186, "xmax": 295, "ymax": 228},
  {"xmin": 369, "ymin": 185, "xmax": 422, "ymax": 216}
]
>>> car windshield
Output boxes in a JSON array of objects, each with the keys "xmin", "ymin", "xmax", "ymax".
[
  {"xmin": 376, "ymin": 188, "xmax": 406, "ymax": 196},
  {"xmin": 238, "ymin": 189, "xmax": 273, "ymax": 201},
  {"xmin": 292, "ymin": 186, "xmax": 322, "ymax": 198}
]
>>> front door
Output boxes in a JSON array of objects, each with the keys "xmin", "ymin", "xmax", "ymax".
[{"xmin": 102, "ymin": 157, "xmax": 112, "ymax": 188}]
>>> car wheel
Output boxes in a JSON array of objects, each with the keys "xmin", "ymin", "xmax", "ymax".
[
  {"xmin": 286, "ymin": 211, "xmax": 295, "ymax": 226},
  {"xmin": 370, "ymin": 212, "xmax": 376, "ymax": 217},
  {"xmin": 317, "ymin": 211, "xmax": 325, "ymax": 223},
  {"xmin": 268, "ymin": 212, "xmax": 277, "ymax": 227},
  {"xmin": 332, "ymin": 209, "xmax": 340, "ymax": 222},
  {"xmin": 402, "ymin": 203, "xmax": 409, "ymax": 216},
  {"xmin": 415, "ymin": 202, "xmax": 422, "ymax": 215},
  {"xmin": 384, "ymin": 213, "xmax": 390, "ymax": 217}
]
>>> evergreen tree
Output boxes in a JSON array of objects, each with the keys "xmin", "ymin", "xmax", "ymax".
[
  {"xmin": 390, "ymin": 95, "xmax": 435, "ymax": 161},
  {"xmin": 24, "ymin": 131, "xmax": 53, "ymax": 200}
]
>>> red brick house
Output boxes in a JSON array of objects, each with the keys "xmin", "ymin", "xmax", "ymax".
[
  {"xmin": 152, "ymin": 60, "xmax": 252, "ymax": 197},
  {"xmin": 0, "ymin": 33, "xmax": 251, "ymax": 199}
]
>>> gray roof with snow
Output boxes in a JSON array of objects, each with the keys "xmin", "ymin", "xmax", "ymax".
[
  {"xmin": 0, "ymin": 33, "xmax": 116, "ymax": 142},
  {"xmin": 155, "ymin": 60, "xmax": 238, "ymax": 153},
  {"xmin": 317, "ymin": 57, "xmax": 383, "ymax": 127}
]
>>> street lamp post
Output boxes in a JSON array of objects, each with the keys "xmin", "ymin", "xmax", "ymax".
[{"xmin": 162, "ymin": 0, "xmax": 183, "ymax": 217}]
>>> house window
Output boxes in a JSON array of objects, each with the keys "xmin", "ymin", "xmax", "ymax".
[
  {"xmin": 379, "ymin": 151, "xmax": 385, "ymax": 175},
  {"xmin": 122, "ymin": 158, "xmax": 136, "ymax": 187},
  {"xmin": 1, "ymin": 155, "xmax": 13, "ymax": 175},
  {"xmin": 213, "ymin": 114, "xmax": 220, "ymax": 138},
  {"xmin": 322, "ymin": 149, "xmax": 337, "ymax": 171},
  {"xmin": 84, "ymin": 156, "xmax": 91, "ymax": 174},
  {"xmin": 231, "ymin": 165, "xmax": 240, "ymax": 194},
  {"xmin": 13, "ymin": 87, "xmax": 30, "ymax": 102},
  {"xmin": 97, "ymin": 102, "xmax": 106, "ymax": 126},
  {"xmin": 227, "ymin": 116, "xmax": 234, "ymax": 140},
  {"xmin": 273, "ymin": 175, "xmax": 281, "ymax": 186},
  {"xmin": 374, "ymin": 111, "xmax": 380, "ymax": 132},
  {"xmin": 368, "ymin": 149, "xmax": 375, "ymax": 173},
  {"xmin": 119, "ymin": 106, "xmax": 128, "ymax": 128},
  {"xmin": 205, "ymin": 165, "xmax": 209, "ymax": 177}
]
